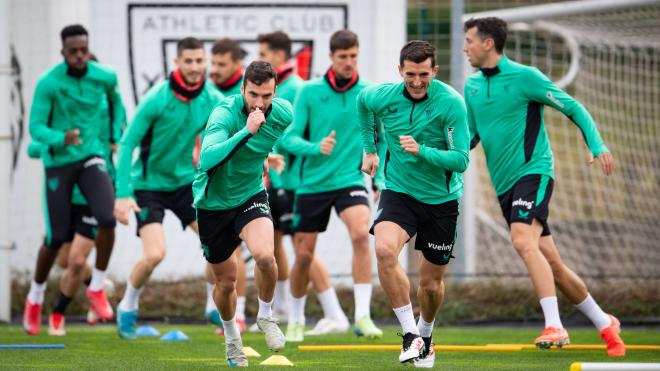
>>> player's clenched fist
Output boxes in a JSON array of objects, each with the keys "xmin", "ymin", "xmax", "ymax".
[
  {"xmin": 247, "ymin": 107, "xmax": 266, "ymax": 134},
  {"xmin": 320, "ymin": 130, "xmax": 336, "ymax": 155}
]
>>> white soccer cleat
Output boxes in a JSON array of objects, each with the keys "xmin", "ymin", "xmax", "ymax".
[
  {"xmin": 399, "ymin": 332, "xmax": 425, "ymax": 363},
  {"xmin": 225, "ymin": 337, "xmax": 248, "ymax": 367},
  {"xmin": 257, "ymin": 317, "xmax": 286, "ymax": 351},
  {"xmin": 414, "ymin": 337, "xmax": 435, "ymax": 368},
  {"xmin": 248, "ymin": 322, "xmax": 261, "ymax": 333},
  {"xmin": 305, "ymin": 317, "xmax": 350, "ymax": 336}
]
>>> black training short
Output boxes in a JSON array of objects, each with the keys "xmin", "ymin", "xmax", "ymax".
[
  {"xmin": 371, "ymin": 190, "xmax": 459, "ymax": 265},
  {"xmin": 197, "ymin": 191, "xmax": 272, "ymax": 264},
  {"xmin": 292, "ymin": 186, "xmax": 369, "ymax": 233},
  {"xmin": 498, "ymin": 174, "xmax": 554, "ymax": 236},
  {"xmin": 134, "ymin": 184, "xmax": 196, "ymax": 233},
  {"xmin": 267, "ymin": 187, "xmax": 295, "ymax": 235},
  {"xmin": 43, "ymin": 156, "xmax": 115, "ymax": 249}
]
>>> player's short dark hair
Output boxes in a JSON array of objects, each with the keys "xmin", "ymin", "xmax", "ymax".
[
  {"xmin": 399, "ymin": 40, "xmax": 436, "ymax": 67},
  {"xmin": 463, "ymin": 17, "xmax": 508, "ymax": 54},
  {"xmin": 330, "ymin": 30, "xmax": 359, "ymax": 53},
  {"xmin": 211, "ymin": 38, "xmax": 244, "ymax": 61},
  {"xmin": 243, "ymin": 61, "xmax": 277, "ymax": 87},
  {"xmin": 257, "ymin": 31, "xmax": 292, "ymax": 59},
  {"xmin": 177, "ymin": 37, "xmax": 204, "ymax": 56},
  {"xmin": 60, "ymin": 24, "xmax": 88, "ymax": 44}
]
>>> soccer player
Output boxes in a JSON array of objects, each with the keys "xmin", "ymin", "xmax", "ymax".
[
  {"xmin": 25, "ymin": 24, "xmax": 124, "ymax": 335},
  {"xmin": 256, "ymin": 31, "xmax": 350, "ymax": 335},
  {"xmin": 282, "ymin": 30, "xmax": 382, "ymax": 342},
  {"xmin": 358, "ymin": 40, "xmax": 470, "ymax": 366},
  {"xmin": 462, "ymin": 17, "xmax": 624, "ymax": 356},
  {"xmin": 114, "ymin": 37, "xmax": 224, "ymax": 339},
  {"xmin": 193, "ymin": 61, "xmax": 290, "ymax": 367},
  {"xmin": 210, "ymin": 38, "xmax": 244, "ymax": 96}
]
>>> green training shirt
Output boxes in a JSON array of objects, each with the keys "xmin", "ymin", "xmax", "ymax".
[
  {"xmin": 464, "ymin": 54, "xmax": 609, "ymax": 195},
  {"xmin": 116, "ymin": 80, "xmax": 223, "ymax": 198},
  {"xmin": 29, "ymin": 61, "xmax": 125, "ymax": 168},
  {"xmin": 358, "ymin": 80, "xmax": 470, "ymax": 204},
  {"xmin": 193, "ymin": 95, "xmax": 293, "ymax": 210},
  {"xmin": 281, "ymin": 75, "xmax": 370, "ymax": 194},
  {"xmin": 269, "ymin": 74, "xmax": 304, "ymax": 190}
]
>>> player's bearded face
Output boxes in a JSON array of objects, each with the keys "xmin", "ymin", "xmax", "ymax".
[
  {"xmin": 242, "ymin": 79, "xmax": 275, "ymax": 113},
  {"xmin": 330, "ymin": 47, "xmax": 359, "ymax": 80},
  {"xmin": 176, "ymin": 48, "xmax": 206, "ymax": 86},
  {"xmin": 210, "ymin": 52, "xmax": 240, "ymax": 85},
  {"xmin": 61, "ymin": 36, "xmax": 90, "ymax": 71},
  {"xmin": 399, "ymin": 58, "xmax": 438, "ymax": 100}
]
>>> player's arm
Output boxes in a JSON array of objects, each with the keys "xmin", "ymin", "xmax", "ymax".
[
  {"xmin": 415, "ymin": 98, "xmax": 470, "ymax": 173},
  {"xmin": 115, "ymin": 94, "xmax": 158, "ymax": 200},
  {"xmin": 198, "ymin": 105, "xmax": 253, "ymax": 173},
  {"xmin": 464, "ymin": 87, "xmax": 480, "ymax": 149},
  {"xmin": 280, "ymin": 88, "xmax": 326, "ymax": 156},
  {"xmin": 357, "ymin": 88, "xmax": 381, "ymax": 177},
  {"xmin": 29, "ymin": 79, "xmax": 71, "ymax": 148},
  {"xmin": 27, "ymin": 141, "xmax": 45, "ymax": 159},
  {"xmin": 106, "ymin": 72, "xmax": 127, "ymax": 147},
  {"xmin": 525, "ymin": 68, "xmax": 613, "ymax": 175}
]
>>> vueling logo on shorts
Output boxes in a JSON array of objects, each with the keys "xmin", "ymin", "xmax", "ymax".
[
  {"xmin": 244, "ymin": 201, "xmax": 270, "ymax": 215},
  {"xmin": 350, "ymin": 190, "xmax": 368, "ymax": 199},
  {"xmin": 512, "ymin": 198, "xmax": 534, "ymax": 210},
  {"xmin": 427, "ymin": 242, "xmax": 453, "ymax": 251}
]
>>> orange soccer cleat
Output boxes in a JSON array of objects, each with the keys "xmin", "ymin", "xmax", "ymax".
[
  {"xmin": 23, "ymin": 299, "xmax": 42, "ymax": 336},
  {"xmin": 600, "ymin": 314, "xmax": 625, "ymax": 357},
  {"xmin": 86, "ymin": 288, "xmax": 114, "ymax": 321},
  {"xmin": 534, "ymin": 326, "xmax": 570, "ymax": 349}
]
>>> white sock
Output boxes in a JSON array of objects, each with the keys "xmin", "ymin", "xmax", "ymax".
[
  {"xmin": 236, "ymin": 296, "xmax": 246, "ymax": 321},
  {"xmin": 418, "ymin": 316, "xmax": 435, "ymax": 338},
  {"xmin": 257, "ymin": 297, "xmax": 273, "ymax": 320},
  {"xmin": 575, "ymin": 294, "xmax": 611, "ymax": 331},
  {"xmin": 288, "ymin": 295, "xmax": 307, "ymax": 325},
  {"xmin": 119, "ymin": 282, "xmax": 143, "ymax": 312},
  {"xmin": 273, "ymin": 280, "xmax": 290, "ymax": 313},
  {"xmin": 27, "ymin": 280, "xmax": 47, "ymax": 304},
  {"xmin": 317, "ymin": 288, "xmax": 346, "ymax": 320},
  {"xmin": 353, "ymin": 283, "xmax": 372, "ymax": 321},
  {"xmin": 205, "ymin": 283, "xmax": 217, "ymax": 313},
  {"xmin": 393, "ymin": 304, "xmax": 419, "ymax": 335},
  {"xmin": 540, "ymin": 296, "xmax": 563, "ymax": 329},
  {"xmin": 88, "ymin": 268, "xmax": 107, "ymax": 291},
  {"xmin": 222, "ymin": 316, "xmax": 241, "ymax": 341}
]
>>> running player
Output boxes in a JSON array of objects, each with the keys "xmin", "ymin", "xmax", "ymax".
[
  {"xmin": 193, "ymin": 61, "xmax": 290, "ymax": 367},
  {"xmin": 25, "ymin": 24, "xmax": 123, "ymax": 335},
  {"xmin": 210, "ymin": 38, "xmax": 244, "ymax": 96},
  {"xmin": 113, "ymin": 37, "xmax": 224, "ymax": 339},
  {"xmin": 282, "ymin": 30, "xmax": 382, "ymax": 342},
  {"xmin": 359, "ymin": 40, "xmax": 470, "ymax": 367},
  {"xmin": 255, "ymin": 31, "xmax": 350, "ymax": 335},
  {"xmin": 463, "ymin": 17, "xmax": 624, "ymax": 356}
]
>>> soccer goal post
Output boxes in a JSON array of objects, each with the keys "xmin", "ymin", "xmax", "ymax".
[{"xmin": 455, "ymin": 0, "xmax": 660, "ymax": 281}]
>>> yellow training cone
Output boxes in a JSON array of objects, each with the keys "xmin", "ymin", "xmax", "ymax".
[
  {"xmin": 260, "ymin": 355, "xmax": 294, "ymax": 366},
  {"xmin": 243, "ymin": 347, "xmax": 261, "ymax": 357}
]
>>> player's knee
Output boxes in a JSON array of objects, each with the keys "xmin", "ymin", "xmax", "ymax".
[
  {"xmin": 419, "ymin": 277, "xmax": 443, "ymax": 297},
  {"xmin": 511, "ymin": 236, "xmax": 538, "ymax": 259},
  {"xmin": 215, "ymin": 278, "xmax": 236, "ymax": 296},
  {"xmin": 253, "ymin": 252, "xmax": 275, "ymax": 271},
  {"xmin": 295, "ymin": 248, "xmax": 314, "ymax": 267},
  {"xmin": 144, "ymin": 249, "xmax": 166, "ymax": 268},
  {"xmin": 375, "ymin": 241, "xmax": 397, "ymax": 267},
  {"xmin": 350, "ymin": 227, "xmax": 370, "ymax": 250},
  {"xmin": 68, "ymin": 255, "xmax": 87, "ymax": 274}
]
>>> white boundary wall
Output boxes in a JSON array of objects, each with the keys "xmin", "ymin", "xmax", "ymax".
[{"xmin": 7, "ymin": 0, "xmax": 406, "ymax": 285}]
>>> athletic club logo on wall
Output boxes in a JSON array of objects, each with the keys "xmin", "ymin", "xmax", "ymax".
[{"xmin": 127, "ymin": 2, "xmax": 348, "ymax": 103}]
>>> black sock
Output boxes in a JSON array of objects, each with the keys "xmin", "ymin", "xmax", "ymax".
[{"xmin": 52, "ymin": 292, "xmax": 73, "ymax": 315}]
